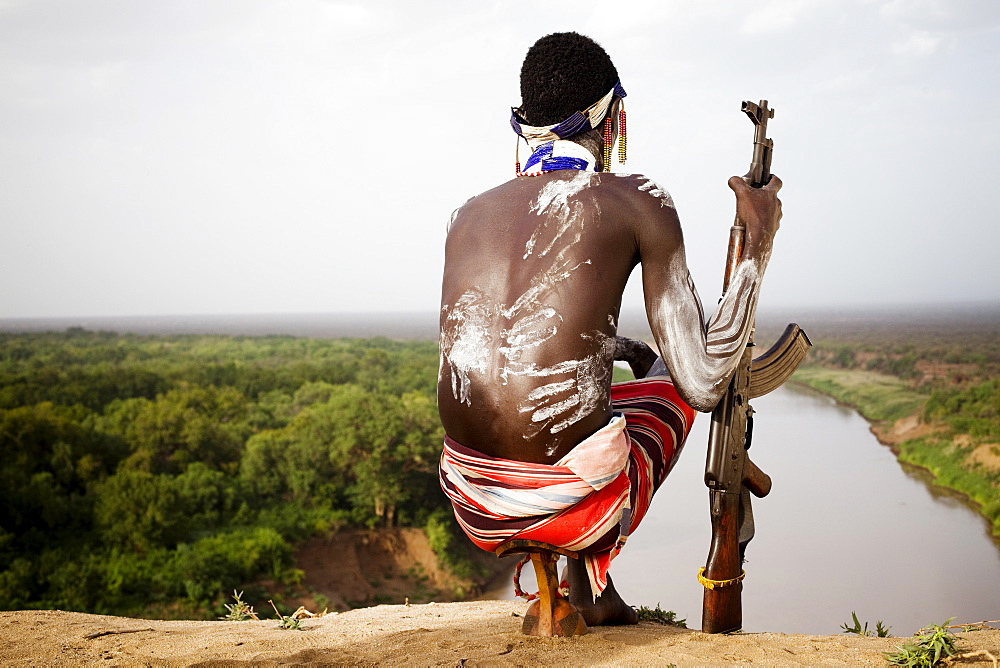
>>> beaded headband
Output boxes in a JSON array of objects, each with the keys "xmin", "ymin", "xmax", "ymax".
[{"xmin": 511, "ymin": 80, "xmax": 627, "ymax": 150}]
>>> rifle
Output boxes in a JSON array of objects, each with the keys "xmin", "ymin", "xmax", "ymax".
[{"xmin": 700, "ymin": 100, "xmax": 812, "ymax": 634}]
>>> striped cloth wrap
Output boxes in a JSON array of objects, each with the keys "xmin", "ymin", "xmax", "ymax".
[{"xmin": 438, "ymin": 377, "xmax": 696, "ymax": 600}]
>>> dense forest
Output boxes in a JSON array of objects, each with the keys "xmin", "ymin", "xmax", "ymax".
[{"xmin": 0, "ymin": 329, "xmax": 450, "ymax": 617}]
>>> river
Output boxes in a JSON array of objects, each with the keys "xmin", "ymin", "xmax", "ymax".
[{"xmin": 488, "ymin": 383, "xmax": 1000, "ymax": 636}]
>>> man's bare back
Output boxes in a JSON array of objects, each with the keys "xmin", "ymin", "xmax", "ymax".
[
  {"xmin": 438, "ymin": 169, "xmax": 685, "ymax": 464},
  {"xmin": 439, "ymin": 159, "xmax": 782, "ymax": 465}
]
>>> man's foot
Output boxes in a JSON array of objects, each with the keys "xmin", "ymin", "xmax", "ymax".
[{"xmin": 566, "ymin": 561, "xmax": 639, "ymax": 626}]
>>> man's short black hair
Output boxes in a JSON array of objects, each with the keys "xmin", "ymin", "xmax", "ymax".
[{"xmin": 519, "ymin": 32, "xmax": 619, "ymax": 127}]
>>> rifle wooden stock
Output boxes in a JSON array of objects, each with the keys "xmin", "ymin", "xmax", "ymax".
[
  {"xmin": 703, "ymin": 434, "xmax": 772, "ymax": 635},
  {"xmin": 702, "ymin": 490, "xmax": 745, "ymax": 634}
]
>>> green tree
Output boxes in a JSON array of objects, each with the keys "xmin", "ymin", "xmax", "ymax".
[
  {"xmin": 103, "ymin": 385, "xmax": 252, "ymax": 475},
  {"xmin": 0, "ymin": 402, "xmax": 113, "ymax": 540},
  {"xmin": 324, "ymin": 386, "xmax": 442, "ymax": 526},
  {"xmin": 95, "ymin": 469, "xmax": 182, "ymax": 551}
]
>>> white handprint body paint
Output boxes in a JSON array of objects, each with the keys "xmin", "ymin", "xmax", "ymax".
[
  {"xmin": 501, "ymin": 252, "xmax": 591, "ymax": 324},
  {"xmin": 440, "ymin": 166, "xmax": 768, "ymax": 450},
  {"xmin": 515, "ymin": 333, "xmax": 616, "ymax": 447},
  {"xmin": 440, "ymin": 290, "xmax": 495, "ymax": 406},
  {"xmin": 440, "ymin": 171, "xmax": 610, "ymax": 447},
  {"xmin": 498, "ymin": 307, "xmax": 560, "ymax": 363},
  {"xmin": 526, "ymin": 378, "xmax": 575, "ymax": 400}
]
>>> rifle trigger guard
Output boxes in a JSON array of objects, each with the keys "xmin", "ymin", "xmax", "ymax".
[{"xmin": 697, "ymin": 567, "xmax": 746, "ymax": 590}]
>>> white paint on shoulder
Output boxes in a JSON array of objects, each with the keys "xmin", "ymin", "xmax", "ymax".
[
  {"xmin": 524, "ymin": 171, "xmax": 593, "ymax": 259},
  {"xmin": 530, "ymin": 171, "xmax": 593, "ymax": 217},
  {"xmin": 637, "ymin": 178, "xmax": 676, "ymax": 209}
]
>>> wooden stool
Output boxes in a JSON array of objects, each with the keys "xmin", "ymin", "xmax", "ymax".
[{"xmin": 495, "ymin": 539, "xmax": 588, "ymax": 637}]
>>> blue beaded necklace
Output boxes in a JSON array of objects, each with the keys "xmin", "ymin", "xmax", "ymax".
[{"xmin": 517, "ymin": 140, "xmax": 601, "ymax": 177}]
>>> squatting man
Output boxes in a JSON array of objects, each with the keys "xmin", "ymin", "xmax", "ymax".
[{"xmin": 436, "ymin": 32, "xmax": 782, "ymax": 626}]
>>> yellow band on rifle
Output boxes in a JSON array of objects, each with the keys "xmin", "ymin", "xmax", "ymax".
[{"xmin": 697, "ymin": 567, "xmax": 746, "ymax": 590}]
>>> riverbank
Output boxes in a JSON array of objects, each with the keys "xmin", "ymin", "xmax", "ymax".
[
  {"xmin": 791, "ymin": 367, "xmax": 1000, "ymax": 536},
  {"xmin": 3, "ymin": 605, "xmax": 999, "ymax": 666}
]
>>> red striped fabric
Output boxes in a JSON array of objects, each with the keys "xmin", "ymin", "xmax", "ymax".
[{"xmin": 438, "ymin": 377, "xmax": 696, "ymax": 598}]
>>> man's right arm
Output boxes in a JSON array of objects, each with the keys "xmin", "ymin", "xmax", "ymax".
[{"xmin": 637, "ymin": 175, "xmax": 782, "ymax": 411}]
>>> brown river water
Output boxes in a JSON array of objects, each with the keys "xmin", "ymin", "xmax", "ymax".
[{"xmin": 488, "ymin": 383, "xmax": 1000, "ymax": 636}]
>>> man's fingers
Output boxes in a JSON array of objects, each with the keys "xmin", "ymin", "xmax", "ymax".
[
  {"xmin": 728, "ymin": 175, "xmax": 750, "ymax": 192},
  {"xmin": 729, "ymin": 174, "xmax": 782, "ymax": 193}
]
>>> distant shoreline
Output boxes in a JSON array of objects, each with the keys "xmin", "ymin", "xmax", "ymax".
[
  {"xmin": 2, "ymin": 301, "xmax": 997, "ymax": 340},
  {"xmin": 0, "ymin": 311, "xmax": 441, "ymax": 340}
]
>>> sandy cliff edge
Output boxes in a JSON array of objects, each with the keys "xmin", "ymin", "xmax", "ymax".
[{"xmin": 2, "ymin": 603, "xmax": 999, "ymax": 666}]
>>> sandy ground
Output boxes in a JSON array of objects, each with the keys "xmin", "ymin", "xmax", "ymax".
[{"xmin": 2, "ymin": 603, "xmax": 999, "ymax": 667}]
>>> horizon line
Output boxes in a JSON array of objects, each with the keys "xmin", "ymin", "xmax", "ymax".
[{"xmin": 2, "ymin": 298, "xmax": 998, "ymax": 323}]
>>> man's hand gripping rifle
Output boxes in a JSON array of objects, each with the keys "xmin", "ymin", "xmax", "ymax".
[{"xmin": 700, "ymin": 100, "xmax": 812, "ymax": 634}]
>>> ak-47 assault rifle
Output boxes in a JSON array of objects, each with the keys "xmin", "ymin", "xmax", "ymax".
[{"xmin": 700, "ymin": 100, "xmax": 812, "ymax": 634}]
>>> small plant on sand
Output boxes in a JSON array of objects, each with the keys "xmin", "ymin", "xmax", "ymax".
[
  {"xmin": 884, "ymin": 619, "xmax": 958, "ymax": 667},
  {"xmin": 220, "ymin": 590, "xmax": 259, "ymax": 621},
  {"xmin": 634, "ymin": 603, "xmax": 687, "ymax": 627},
  {"xmin": 269, "ymin": 599, "xmax": 303, "ymax": 631},
  {"xmin": 841, "ymin": 611, "xmax": 891, "ymax": 637}
]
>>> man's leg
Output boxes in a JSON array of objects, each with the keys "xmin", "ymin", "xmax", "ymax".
[
  {"xmin": 570, "ymin": 373, "xmax": 693, "ymax": 626},
  {"xmin": 566, "ymin": 558, "xmax": 639, "ymax": 626}
]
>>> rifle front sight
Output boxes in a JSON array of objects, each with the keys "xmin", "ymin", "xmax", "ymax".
[{"xmin": 741, "ymin": 100, "xmax": 774, "ymax": 188}]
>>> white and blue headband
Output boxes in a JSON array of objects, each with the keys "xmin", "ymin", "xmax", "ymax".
[{"xmin": 511, "ymin": 80, "xmax": 627, "ymax": 150}]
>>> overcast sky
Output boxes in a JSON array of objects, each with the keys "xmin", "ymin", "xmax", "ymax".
[{"xmin": 1, "ymin": 0, "xmax": 997, "ymax": 319}]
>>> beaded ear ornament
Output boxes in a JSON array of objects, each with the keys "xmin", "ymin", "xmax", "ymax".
[
  {"xmin": 511, "ymin": 80, "xmax": 627, "ymax": 176},
  {"xmin": 618, "ymin": 105, "xmax": 627, "ymax": 163},
  {"xmin": 601, "ymin": 103, "xmax": 627, "ymax": 172}
]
